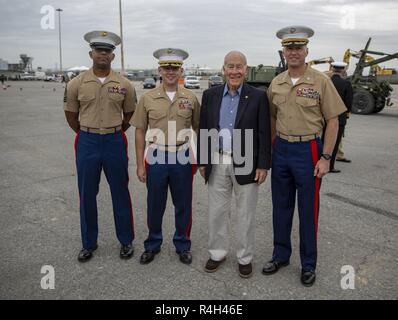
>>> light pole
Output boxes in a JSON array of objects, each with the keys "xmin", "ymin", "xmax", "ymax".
[
  {"xmin": 56, "ymin": 8, "xmax": 63, "ymax": 73},
  {"xmin": 119, "ymin": 0, "xmax": 125, "ymax": 74}
]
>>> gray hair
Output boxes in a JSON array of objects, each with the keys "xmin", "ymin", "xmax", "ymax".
[{"xmin": 224, "ymin": 51, "xmax": 247, "ymax": 66}]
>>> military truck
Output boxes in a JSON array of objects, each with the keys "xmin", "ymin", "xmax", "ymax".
[
  {"xmin": 246, "ymin": 39, "xmax": 397, "ymax": 115},
  {"xmin": 246, "ymin": 53, "xmax": 337, "ymax": 88},
  {"xmin": 346, "ymin": 38, "xmax": 398, "ymax": 114},
  {"xmin": 246, "ymin": 51, "xmax": 286, "ymax": 89}
]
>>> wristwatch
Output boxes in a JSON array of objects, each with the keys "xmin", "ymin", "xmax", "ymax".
[{"xmin": 321, "ymin": 153, "xmax": 332, "ymax": 160}]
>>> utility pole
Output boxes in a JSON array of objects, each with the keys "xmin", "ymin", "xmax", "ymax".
[
  {"xmin": 119, "ymin": 0, "xmax": 125, "ymax": 74},
  {"xmin": 56, "ymin": 8, "xmax": 63, "ymax": 73}
]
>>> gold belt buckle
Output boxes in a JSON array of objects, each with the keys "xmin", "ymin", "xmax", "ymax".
[
  {"xmin": 99, "ymin": 126, "xmax": 120, "ymax": 135},
  {"xmin": 98, "ymin": 128, "xmax": 111, "ymax": 135},
  {"xmin": 284, "ymin": 135, "xmax": 297, "ymax": 142}
]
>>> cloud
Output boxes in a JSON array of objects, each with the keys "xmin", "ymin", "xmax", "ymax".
[
  {"xmin": 0, "ymin": 0, "xmax": 397, "ymax": 70},
  {"xmin": 321, "ymin": 2, "xmax": 398, "ymax": 31}
]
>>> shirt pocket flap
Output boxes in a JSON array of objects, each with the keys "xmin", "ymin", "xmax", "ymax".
[
  {"xmin": 272, "ymin": 95, "xmax": 286, "ymax": 105},
  {"xmin": 78, "ymin": 94, "xmax": 95, "ymax": 102},
  {"xmin": 109, "ymin": 93, "xmax": 125, "ymax": 102},
  {"xmin": 177, "ymin": 109, "xmax": 192, "ymax": 118},
  {"xmin": 296, "ymin": 96, "xmax": 318, "ymax": 107},
  {"xmin": 148, "ymin": 110, "xmax": 167, "ymax": 120}
]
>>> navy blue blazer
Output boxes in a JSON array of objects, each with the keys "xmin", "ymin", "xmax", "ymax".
[{"xmin": 197, "ymin": 82, "xmax": 271, "ymax": 185}]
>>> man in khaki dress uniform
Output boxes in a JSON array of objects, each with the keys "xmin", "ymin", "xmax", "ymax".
[
  {"xmin": 64, "ymin": 31, "xmax": 137, "ymax": 262},
  {"xmin": 262, "ymin": 26, "xmax": 346, "ymax": 286},
  {"xmin": 130, "ymin": 48, "xmax": 200, "ymax": 265}
]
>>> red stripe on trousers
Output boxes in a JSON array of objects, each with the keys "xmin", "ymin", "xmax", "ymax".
[
  {"xmin": 74, "ymin": 130, "xmax": 80, "ymax": 155},
  {"xmin": 74, "ymin": 130, "xmax": 80, "ymax": 205},
  {"xmin": 122, "ymin": 130, "xmax": 135, "ymax": 236},
  {"xmin": 186, "ymin": 161, "xmax": 196, "ymax": 240},
  {"xmin": 310, "ymin": 140, "xmax": 320, "ymax": 241},
  {"xmin": 184, "ymin": 147, "xmax": 196, "ymax": 240},
  {"xmin": 144, "ymin": 156, "xmax": 149, "ymax": 229}
]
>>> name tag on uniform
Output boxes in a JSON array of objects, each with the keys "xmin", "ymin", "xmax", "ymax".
[
  {"xmin": 178, "ymin": 99, "xmax": 193, "ymax": 110},
  {"xmin": 296, "ymin": 87, "xmax": 320, "ymax": 100},
  {"xmin": 108, "ymin": 86, "xmax": 127, "ymax": 95}
]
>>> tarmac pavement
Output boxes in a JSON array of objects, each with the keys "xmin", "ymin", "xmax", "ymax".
[{"xmin": 0, "ymin": 80, "xmax": 397, "ymax": 300}]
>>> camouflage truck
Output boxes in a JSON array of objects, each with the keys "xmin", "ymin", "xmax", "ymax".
[{"xmin": 246, "ymin": 51, "xmax": 286, "ymax": 89}]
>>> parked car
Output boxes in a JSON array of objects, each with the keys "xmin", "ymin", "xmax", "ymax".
[
  {"xmin": 20, "ymin": 73, "xmax": 35, "ymax": 81},
  {"xmin": 208, "ymin": 75, "xmax": 223, "ymax": 88},
  {"xmin": 143, "ymin": 78, "xmax": 156, "ymax": 89},
  {"xmin": 184, "ymin": 76, "xmax": 200, "ymax": 89},
  {"xmin": 44, "ymin": 75, "xmax": 56, "ymax": 82}
]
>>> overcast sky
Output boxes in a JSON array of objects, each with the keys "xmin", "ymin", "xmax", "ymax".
[{"xmin": 0, "ymin": 0, "xmax": 397, "ymax": 73}]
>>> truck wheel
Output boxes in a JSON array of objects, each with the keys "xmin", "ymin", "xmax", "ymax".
[
  {"xmin": 352, "ymin": 90, "xmax": 375, "ymax": 114},
  {"xmin": 373, "ymin": 106, "xmax": 385, "ymax": 113},
  {"xmin": 373, "ymin": 97, "xmax": 386, "ymax": 113}
]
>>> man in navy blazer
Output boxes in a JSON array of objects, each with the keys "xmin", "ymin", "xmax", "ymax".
[{"xmin": 197, "ymin": 51, "xmax": 271, "ymax": 278}]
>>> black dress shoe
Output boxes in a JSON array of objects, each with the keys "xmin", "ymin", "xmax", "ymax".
[
  {"xmin": 329, "ymin": 168, "xmax": 341, "ymax": 173},
  {"xmin": 262, "ymin": 260, "xmax": 289, "ymax": 275},
  {"xmin": 301, "ymin": 270, "xmax": 316, "ymax": 287},
  {"xmin": 140, "ymin": 251, "xmax": 159, "ymax": 264},
  {"xmin": 238, "ymin": 263, "xmax": 253, "ymax": 278},
  {"xmin": 77, "ymin": 244, "xmax": 98, "ymax": 262},
  {"xmin": 204, "ymin": 258, "xmax": 226, "ymax": 273},
  {"xmin": 120, "ymin": 243, "xmax": 134, "ymax": 259},
  {"xmin": 178, "ymin": 251, "xmax": 192, "ymax": 265}
]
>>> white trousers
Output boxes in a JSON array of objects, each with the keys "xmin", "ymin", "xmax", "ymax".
[{"xmin": 207, "ymin": 154, "xmax": 259, "ymax": 265}]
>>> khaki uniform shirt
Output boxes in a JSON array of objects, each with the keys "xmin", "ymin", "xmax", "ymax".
[
  {"xmin": 268, "ymin": 65, "xmax": 346, "ymax": 136},
  {"xmin": 64, "ymin": 68, "xmax": 136, "ymax": 128},
  {"xmin": 130, "ymin": 85, "xmax": 200, "ymax": 145}
]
